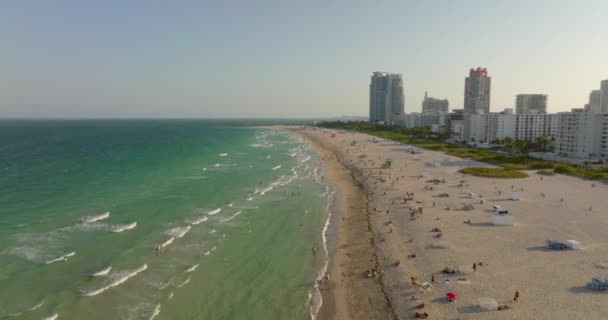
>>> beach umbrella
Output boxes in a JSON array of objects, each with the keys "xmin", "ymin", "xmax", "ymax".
[{"xmin": 446, "ymin": 292, "xmax": 457, "ymax": 302}]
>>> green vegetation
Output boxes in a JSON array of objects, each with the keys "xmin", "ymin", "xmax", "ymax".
[
  {"xmin": 318, "ymin": 121, "xmax": 608, "ymax": 182},
  {"xmin": 528, "ymin": 162, "xmax": 556, "ymax": 169},
  {"xmin": 554, "ymin": 163, "xmax": 577, "ymax": 175},
  {"xmin": 459, "ymin": 167, "xmax": 529, "ymax": 178},
  {"xmin": 537, "ymin": 170, "xmax": 555, "ymax": 175}
]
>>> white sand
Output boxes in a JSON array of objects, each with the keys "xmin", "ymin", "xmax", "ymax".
[{"xmin": 303, "ymin": 127, "xmax": 608, "ymax": 320}]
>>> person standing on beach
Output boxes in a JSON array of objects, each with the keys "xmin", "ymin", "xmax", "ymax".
[
  {"xmin": 514, "ymin": 290, "xmax": 520, "ymax": 302},
  {"xmin": 312, "ymin": 243, "xmax": 317, "ymax": 255}
]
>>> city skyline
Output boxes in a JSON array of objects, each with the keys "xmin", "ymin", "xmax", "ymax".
[{"xmin": 1, "ymin": 1, "xmax": 607, "ymax": 118}]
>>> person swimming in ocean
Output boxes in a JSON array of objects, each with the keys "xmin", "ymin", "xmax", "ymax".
[{"xmin": 312, "ymin": 243, "xmax": 317, "ymax": 255}]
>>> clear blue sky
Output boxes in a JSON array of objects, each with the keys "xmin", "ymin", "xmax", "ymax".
[{"xmin": 1, "ymin": 0, "xmax": 607, "ymax": 118}]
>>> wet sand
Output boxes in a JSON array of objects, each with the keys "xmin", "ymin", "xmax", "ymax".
[{"xmin": 295, "ymin": 130, "xmax": 395, "ymax": 320}]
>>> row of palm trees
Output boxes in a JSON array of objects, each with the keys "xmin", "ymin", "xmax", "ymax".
[
  {"xmin": 489, "ymin": 136, "xmax": 555, "ymax": 154},
  {"xmin": 317, "ymin": 121, "xmax": 555, "ymax": 155}
]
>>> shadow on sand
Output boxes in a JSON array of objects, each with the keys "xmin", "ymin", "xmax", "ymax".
[
  {"xmin": 526, "ymin": 246, "xmax": 561, "ymax": 252},
  {"xmin": 467, "ymin": 222, "xmax": 494, "ymax": 227},
  {"xmin": 568, "ymin": 286, "xmax": 604, "ymax": 294},
  {"xmin": 457, "ymin": 305, "xmax": 480, "ymax": 314}
]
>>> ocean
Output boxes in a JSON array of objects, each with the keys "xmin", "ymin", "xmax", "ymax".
[{"xmin": 0, "ymin": 120, "xmax": 333, "ymax": 320}]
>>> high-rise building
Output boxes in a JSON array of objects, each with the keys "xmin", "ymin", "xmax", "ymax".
[
  {"xmin": 515, "ymin": 94, "xmax": 547, "ymax": 114},
  {"xmin": 422, "ymin": 91, "xmax": 449, "ymax": 114},
  {"xmin": 369, "ymin": 72, "xmax": 404, "ymax": 123},
  {"xmin": 588, "ymin": 90, "xmax": 601, "ymax": 114},
  {"xmin": 600, "ymin": 80, "xmax": 608, "ymax": 114},
  {"xmin": 555, "ymin": 110, "xmax": 608, "ymax": 161},
  {"xmin": 464, "ymin": 67, "xmax": 491, "ymax": 115}
]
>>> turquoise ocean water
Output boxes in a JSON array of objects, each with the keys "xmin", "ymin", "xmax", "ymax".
[{"xmin": 0, "ymin": 121, "xmax": 333, "ymax": 320}]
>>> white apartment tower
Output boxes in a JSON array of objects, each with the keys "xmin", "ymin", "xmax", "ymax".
[
  {"xmin": 588, "ymin": 90, "xmax": 602, "ymax": 114},
  {"xmin": 516, "ymin": 94, "xmax": 547, "ymax": 114},
  {"xmin": 554, "ymin": 110, "xmax": 608, "ymax": 161},
  {"xmin": 601, "ymin": 80, "xmax": 608, "ymax": 114}
]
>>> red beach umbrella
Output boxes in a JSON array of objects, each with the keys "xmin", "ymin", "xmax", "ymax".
[{"xmin": 446, "ymin": 292, "xmax": 457, "ymax": 302}]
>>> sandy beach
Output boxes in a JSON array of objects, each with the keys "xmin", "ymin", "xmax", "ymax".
[{"xmin": 296, "ymin": 127, "xmax": 608, "ymax": 320}]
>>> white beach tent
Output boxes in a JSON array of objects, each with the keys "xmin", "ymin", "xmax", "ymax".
[{"xmin": 491, "ymin": 210, "xmax": 513, "ymax": 226}]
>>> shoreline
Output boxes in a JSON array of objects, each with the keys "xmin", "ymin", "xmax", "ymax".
[{"xmin": 292, "ymin": 128, "xmax": 396, "ymax": 320}]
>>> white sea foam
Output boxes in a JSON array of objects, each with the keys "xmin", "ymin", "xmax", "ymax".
[
  {"xmin": 28, "ymin": 300, "xmax": 45, "ymax": 311},
  {"xmin": 168, "ymin": 291, "xmax": 174, "ymax": 300},
  {"xmin": 9, "ymin": 300, "xmax": 46, "ymax": 316},
  {"xmin": 228, "ymin": 203, "xmax": 233, "ymax": 207},
  {"xmin": 111, "ymin": 222, "xmax": 137, "ymax": 233},
  {"xmin": 92, "ymin": 266, "xmax": 112, "ymax": 277},
  {"xmin": 202, "ymin": 167, "xmax": 207, "ymax": 171},
  {"xmin": 148, "ymin": 304, "xmax": 161, "ymax": 320},
  {"xmin": 272, "ymin": 165, "xmax": 282, "ymax": 170},
  {"xmin": 83, "ymin": 264, "xmax": 148, "ymax": 296},
  {"xmin": 247, "ymin": 197, "xmax": 253, "ymax": 201},
  {"xmin": 42, "ymin": 313, "xmax": 58, "ymax": 320},
  {"xmin": 83, "ymin": 212, "xmax": 110, "ymax": 223},
  {"xmin": 214, "ymin": 163, "xmax": 220, "ymax": 167},
  {"xmin": 166, "ymin": 226, "xmax": 191, "ymax": 238},
  {"xmin": 281, "ymin": 175, "xmax": 298, "ymax": 187},
  {"xmin": 219, "ymin": 153, "xmax": 228, "ymax": 156},
  {"xmin": 260, "ymin": 186, "xmax": 273, "ymax": 195},
  {"xmin": 204, "ymin": 246, "xmax": 217, "ymax": 256},
  {"xmin": 176, "ymin": 276, "xmax": 191, "ymax": 288},
  {"xmin": 162, "ymin": 237, "xmax": 175, "ymax": 248},
  {"xmin": 220, "ymin": 211, "xmax": 242, "ymax": 223},
  {"xmin": 191, "ymin": 216, "xmax": 208, "ymax": 225},
  {"xmin": 207, "ymin": 208, "xmax": 221, "ymax": 215},
  {"xmin": 309, "ymin": 185, "xmax": 336, "ymax": 320},
  {"xmin": 300, "ymin": 155, "xmax": 311, "ymax": 163},
  {"xmin": 184, "ymin": 264, "xmax": 199, "ymax": 273},
  {"xmin": 210, "ymin": 229, "xmax": 217, "ymax": 234},
  {"xmin": 45, "ymin": 251, "xmax": 75, "ymax": 264},
  {"xmin": 9, "ymin": 231, "xmax": 66, "ymax": 263}
]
